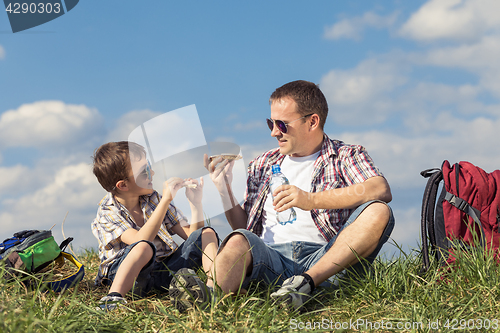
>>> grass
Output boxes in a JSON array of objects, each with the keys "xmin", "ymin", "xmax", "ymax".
[{"xmin": 2, "ymin": 242, "xmax": 500, "ymax": 333}]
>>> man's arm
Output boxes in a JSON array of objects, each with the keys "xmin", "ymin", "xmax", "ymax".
[{"xmin": 272, "ymin": 176, "xmax": 392, "ymax": 213}]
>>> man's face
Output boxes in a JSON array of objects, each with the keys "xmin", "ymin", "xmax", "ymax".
[{"xmin": 269, "ymin": 97, "xmax": 310, "ymax": 157}]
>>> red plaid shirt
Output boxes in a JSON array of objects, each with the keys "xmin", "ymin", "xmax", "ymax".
[{"xmin": 243, "ymin": 134, "xmax": 384, "ymax": 242}]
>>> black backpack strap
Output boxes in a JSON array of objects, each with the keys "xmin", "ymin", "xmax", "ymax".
[
  {"xmin": 421, "ymin": 168, "xmax": 443, "ymax": 272},
  {"xmin": 443, "ymin": 192, "xmax": 485, "ymax": 247},
  {"xmin": 59, "ymin": 237, "xmax": 74, "ymax": 252}
]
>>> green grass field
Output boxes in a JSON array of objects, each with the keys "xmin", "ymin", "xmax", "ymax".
[{"xmin": 2, "ymin": 242, "xmax": 500, "ymax": 333}]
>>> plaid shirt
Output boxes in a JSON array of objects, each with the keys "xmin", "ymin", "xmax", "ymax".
[
  {"xmin": 91, "ymin": 191, "xmax": 187, "ymax": 284},
  {"xmin": 244, "ymin": 134, "xmax": 384, "ymax": 242}
]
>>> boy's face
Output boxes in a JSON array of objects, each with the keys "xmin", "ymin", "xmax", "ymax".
[{"xmin": 127, "ymin": 155, "xmax": 155, "ymax": 195}]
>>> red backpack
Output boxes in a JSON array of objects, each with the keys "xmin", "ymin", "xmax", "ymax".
[{"xmin": 420, "ymin": 160, "xmax": 500, "ymax": 272}]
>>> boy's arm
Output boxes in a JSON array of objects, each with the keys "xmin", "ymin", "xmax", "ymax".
[
  {"xmin": 120, "ymin": 178, "xmax": 184, "ymax": 245},
  {"xmin": 171, "ymin": 177, "xmax": 205, "ymax": 240}
]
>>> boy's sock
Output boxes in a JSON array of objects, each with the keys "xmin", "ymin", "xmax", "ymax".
[{"xmin": 97, "ymin": 292, "xmax": 126, "ymax": 311}]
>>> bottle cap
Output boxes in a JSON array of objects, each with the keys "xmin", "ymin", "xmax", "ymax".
[{"xmin": 272, "ymin": 165, "xmax": 281, "ymax": 174}]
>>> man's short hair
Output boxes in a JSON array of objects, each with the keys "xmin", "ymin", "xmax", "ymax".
[
  {"xmin": 92, "ymin": 141, "xmax": 146, "ymax": 193},
  {"xmin": 269, "ymin": 80, "xmax": 328, "ymax": 129}
]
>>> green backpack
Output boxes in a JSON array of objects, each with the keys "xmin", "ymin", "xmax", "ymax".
[{"xmin": 0, "ymin": 230, "xmax": 84, "ymax": 291}]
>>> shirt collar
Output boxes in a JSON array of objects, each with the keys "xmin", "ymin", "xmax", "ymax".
[
  {"xmin": 320, "ymin": 133, "xmax": 337, "ymax": 158},
  {"xmin": 99, "ymin": 191, "xmax": 152, "ymax": 213}
]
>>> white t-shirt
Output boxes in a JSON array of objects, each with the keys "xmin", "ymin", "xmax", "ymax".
[{"xmin": 261, "ymin": 151, "xmax": 326, "ymax": 245}]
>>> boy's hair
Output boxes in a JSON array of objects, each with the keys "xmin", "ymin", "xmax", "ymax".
[
  {"xmin": 269, "ymin": 80, "xmax": 329, "ymax": 130},
  {"xmin": 92, "ymin": 141, "xmax": 146, "ymax": 193}
]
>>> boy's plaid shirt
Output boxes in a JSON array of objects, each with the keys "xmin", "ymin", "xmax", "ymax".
[
  {"xmin": 91, "ymin": 191, "xmax": 187, "ymax": 284},
  {"xmin": 243, "ymin": 134, "xmax": 384, "ymax": 242}
]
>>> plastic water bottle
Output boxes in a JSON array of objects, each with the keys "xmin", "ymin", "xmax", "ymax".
[{"xmin": 270, "ymin": 165, "xmax": 297, "ymax": 225}]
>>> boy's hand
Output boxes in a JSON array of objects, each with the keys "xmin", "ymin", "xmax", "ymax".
[
  {"xmin": 162, "ymin": 177, "xmax": 184, "ymax": 202},
  {"xmin": 184, "ymin": 177, "xmax": 203, "ymax": 207},
  {"xmin": 203, "ymin": 153, "xmax": 234, "ymax": 193}
]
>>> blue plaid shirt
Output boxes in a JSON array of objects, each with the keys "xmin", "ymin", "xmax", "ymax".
[{"xmin": 91, "ymin": 191, "xmax": 186, "ymax": 284}]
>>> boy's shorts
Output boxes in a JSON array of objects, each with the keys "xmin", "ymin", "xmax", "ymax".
[
  {"xmin": 219, "ymin": 200, "xmax": 395, "ymax": 289},
  {"xmin": 104, "ymin": 227, "xmax": 218, "ymax": 296}
]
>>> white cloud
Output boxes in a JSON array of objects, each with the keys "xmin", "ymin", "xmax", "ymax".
[
  {"xmin": 336, "ymin": 110, "xmax": 500, "ymax": 189},
  {"xmin": 0, "ymin": 45, "xmax": 5, "ymax": 59},
  {"xmin": 320, "ymin": 59, "xmax": 408, "ymax": 124},
  {"xmin": 0, "ymin": 101, "xmax": 104, "ymax": 149},
  {"xmin": 0, "ymin": 162, "xmax": 105, "ymax": 251},
  {"xmin": 106, "ymin": 109, "xmax": 162, "ymax": 142},
  {"xmin": 400, "ymin": 0, "xmax": 500, "ymax": 42},
  {"xmin": 421, "ymin": 35, "xmax": 500, "ymax": 70},
  {"xmin": 1, "ymin": 163, "xmax": 101, "ymax": 217},
  {"xmin": 324, "ymin": 12, "xmax": 398, "ymax": 41},
  {"xmin": 415, "ymin": 35, "xmax": 500, "ymax": 97},
  {"xmin": 389, "ymin": 207, "xmax": 421, "ymax": 255},
  {"xmin": 405, "ymin": 82, "xmax": 480, "ymax": 108},
  {"xmin": 234, "ymin": 121, "xmax": 264, "ymax": 132},
  {"xmin": 0, "ymin": 165, "xmax": 33, "ymax": 195}
]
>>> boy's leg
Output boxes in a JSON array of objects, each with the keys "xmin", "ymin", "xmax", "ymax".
[
  {"xmin": 108, "ymin": 241, "xmax": 154, "ymax": 296},
  {"xmin": 98, "ymin": 240, "xmax": 155, "ymax": 311},
  {"xmin": 149, "ymin": 227, "xmax": 219, "ymax": 291},
  {"xmin": 200, "ymin": 228, "xmax": 218, "ymax": 275},
  {"xmin": 166, "ymin": 227, "xmax": 218, "ymax": 312},
  {"xmin": 170, "ymin": 228, "xmax": 292, "ymax": 312}
]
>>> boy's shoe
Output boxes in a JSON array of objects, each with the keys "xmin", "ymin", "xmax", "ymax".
[
  {"xmin": 270, "ymin": 275, "xmax": 312, "ymax": 310},
  {"xmin": 96, "ymin": 295, "xmax": 127, "ymax": 311},
  {"xmin": 169, "ymin": 268, "xmax": 211, "ymax": 312}
]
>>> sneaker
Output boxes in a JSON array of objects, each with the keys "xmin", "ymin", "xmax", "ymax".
[
  {"xmin": 96, "ymin": 295, "xmax": 127, "ymax": 311},
  {"xmin": 169, "ymin": 268, "xmax": 211, "ymax": 312},
  {"xmin": 270, "ymin": 275, "xmax": 312, "ymax": 310}
]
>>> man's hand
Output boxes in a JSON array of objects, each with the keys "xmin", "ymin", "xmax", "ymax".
[
  {"xmin": 272, "ymin": 185, "xmax": 314, "ymax": 212},
  {"xmin": 203, "ymin": 153, "xmax": 234, "ymax": 193}
]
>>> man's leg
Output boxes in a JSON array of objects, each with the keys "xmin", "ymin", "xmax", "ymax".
[
  {"xmin": 306, "ymin": 201, "xmax": 391, "ymax": 286},
  {"xmin": 271, "ymin": 201, "xmax": 394, "ymax": 309}
]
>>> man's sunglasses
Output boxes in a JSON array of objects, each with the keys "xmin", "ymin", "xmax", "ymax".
[{"xmin": 266, "ymin": 114, "xmax": 314, "ymax": 134}]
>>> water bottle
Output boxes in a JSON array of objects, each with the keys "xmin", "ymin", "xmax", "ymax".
[{"xmin": 270, "ymin": 165, "xmax": 297, "ymax": 225}]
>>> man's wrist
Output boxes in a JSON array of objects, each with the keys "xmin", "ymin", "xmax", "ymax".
[{"xmin": 308, "ymin": 192, "xmax": 317, "ymax": 211}]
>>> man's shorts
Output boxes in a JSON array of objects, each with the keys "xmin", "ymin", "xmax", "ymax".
[
  {"xmin": 104, "ymin": 227, "xmax": 218, "ymax": 296},
  {"xmin": 218, "ymin": 200, "xmax": 395, "ymax": 289}
]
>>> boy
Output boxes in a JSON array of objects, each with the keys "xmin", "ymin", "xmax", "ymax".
[{"xmin": 91, "ymin": 141, "xmax": 218, "ymax": 310}]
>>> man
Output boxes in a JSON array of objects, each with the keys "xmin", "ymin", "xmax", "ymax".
[{"xmin": 173, "ymin": 80, "xmax": 394, "ymax": 310}]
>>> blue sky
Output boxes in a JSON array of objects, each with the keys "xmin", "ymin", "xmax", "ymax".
[{"xmin": 1, "ymin": 0, "xmax": 500, "ymax": 258}]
